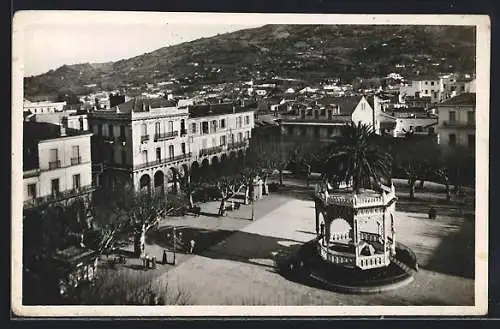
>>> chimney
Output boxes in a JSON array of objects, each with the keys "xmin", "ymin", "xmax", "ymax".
[{"xmin": 60, "ymin": 117, "xmax": 67, "ymax": 137}]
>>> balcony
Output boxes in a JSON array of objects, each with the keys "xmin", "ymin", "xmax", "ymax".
[
  {"xmin": 134, "ymin": 152, "xmax": 192, "ymax": 170},
  {"xmin": 140, "ymin": 135, "xmax": 150, "ymax": 143},
  {"xmin": 180, "ymin": 129, "xmax": 187, "ymax": 137},
  {"xmin": 227, "ymin": 140, "xmax": 248, "ymax": 150},
  {"xmin": 49, "ymin": 160, "xmax": 61, "ymax": 170},
  {"xmin": 116, "ymin": 136, "xmax": 127, "ymax": 145},
  {"xmin": 442, "ymin": 121, "xmax": 475, "ymax": 129},
  {"xmin": 23, "ymin": 184, "xmax": 97, "ymax": 210},
  {"xmin": 71, "ymin": 157, "xmax": 82, "ymax": 165},
  {"xmin": 154, "ymin": 131, "xmax": 179, "ymax": 141},
  {"xmin": 356, "ymin": 254, "xmax": 390, "ymax": 270},
  {"xmin": 199, "ymin": 146, "xmax": 223, "ymax": 157}
]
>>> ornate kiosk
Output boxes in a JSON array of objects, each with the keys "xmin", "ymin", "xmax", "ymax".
[{"xmin": 314, "ymin": 181, "xmax": 397, "ymax": 270}]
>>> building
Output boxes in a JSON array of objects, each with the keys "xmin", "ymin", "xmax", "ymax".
[
  {"xmin": 23, "ymin": 121, "xmax": 95, "ymax": 225},
  {"xmin": 436, "ymin": 92, "xmax": 475, "ymax": 149},
  {"xmin": 279, "ymin": 95, "xmax": 389, "ymax": 145},
  {"xmin": 186, "ymin": 103, "xmax": 255, "ymax": 177},
  {"xmin": 88, "ymin": 98, "xmax": 256, "ymax": 194},
  {"xmin": 400, "ymin": 78, "xmax": 441, "ymax": 103},
  {"xmin": 389, "ymin": 111, "xmax": 439, "ymax": 138},
  {"xmin": 23, "ymin": 99, "xmax": 67, "ymax": 115},
  {"xmin": 25, "ymin": 110, "xmax": 90, "ymax": 132},
  {"xmin": 88, "ymin": 97, "xmax": 189, "ymax": 194}
]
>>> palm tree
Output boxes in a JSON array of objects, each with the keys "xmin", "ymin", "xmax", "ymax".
[{"xmin": 322, "ymin": 122, "xmax": 392, "ymax": 193}]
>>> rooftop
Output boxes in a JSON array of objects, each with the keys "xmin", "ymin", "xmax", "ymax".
[
  {"xmin": 188, "ymin": 103, "xmax": 256, "ymax": 118},
  {"xmin": 113, "ymin": 97, "xmax": 178, "ymax": 113},
  {"xmin": 439, "ymin": 92, "xmax": 476, "ymax": 106},
  {"xmin": 316, "ymin": 96, "xmax": 365, "ymax": 115}
]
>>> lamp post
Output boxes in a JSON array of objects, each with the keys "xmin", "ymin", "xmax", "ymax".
[{"xmin": 172, "ymin": 226, "xmax": 176, "ymax": 265}]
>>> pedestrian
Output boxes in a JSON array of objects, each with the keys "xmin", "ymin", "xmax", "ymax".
[
  {"xmin": 152, "ymin": 256, "xmax": 156, "ymax": 269},
  {"xmin": 189, "ymin": 239, "xmax": 196, "ymax": 254},
  {"xmin": 162, "ymin": 250, "xmax": 167, "ymax": 264}
]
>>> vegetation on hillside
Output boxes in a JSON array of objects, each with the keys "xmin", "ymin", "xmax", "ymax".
[{"xmin": 24, "ymin": 25, "xmax": 475, "ymax": 99}]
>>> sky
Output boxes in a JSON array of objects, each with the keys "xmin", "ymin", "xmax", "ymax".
[{"xmin": 22, "ymin": 23, "xmax": 260, "ymax": 77}]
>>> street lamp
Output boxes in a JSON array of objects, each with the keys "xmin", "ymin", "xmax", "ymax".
[{"xmin": 172, "ymin": 226, "xmax": 176, "ymax": 265}]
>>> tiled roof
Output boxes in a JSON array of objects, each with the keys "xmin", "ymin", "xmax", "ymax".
[
  {"xmin": 318, "ymin": 96, "xmax": 364, "ymax": 115},
  {"xmin": 439, "ymin": 93, "xmax": 476, "ymax": 106},
  {"xmin": 115, "ymin": 97, "xmax": 178, "ymax": 113},
  {"xmin": 188, "ymin": 103, "xmax": 255, "ymax": 118}
]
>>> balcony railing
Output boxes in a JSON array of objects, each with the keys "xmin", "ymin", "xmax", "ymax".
[
  {"xmin": 71, "ymin": 157, "xmax": 82, "ymax": 165},
  {"xmin": 154, "ymin": 131, "xmax": 178, "ymax": 141},
  {"xmin": 199, "ymin": 146, "xmax": 224, "ymax": 157},
  {"xmin": 317, "ymin": 243, "xmax": 356, "ymax": 267},
  {"xmin": 356, "ymin": 254, "xmax": 390, "ymax": 270},
  {"xmin": 49, "ymin": 160, "xmax": 61, "ymax": 170},
  {"xmin": 442, "ymin": 121, "xmax": 475, "ymax": 129},
  {"xmin": 134, "ymin": 152, "xmax": 192, "ymax": 170},
  {"xmin": 23, "ymin": 184, "xmax": 97, "ymax": 210},
  {"xmin": 227, "ymin": 141, "xmax": 248, "ymax": 150},
  {"xmin": 140, "ymin": 135, "xmax": 150, "ymax": 143}
]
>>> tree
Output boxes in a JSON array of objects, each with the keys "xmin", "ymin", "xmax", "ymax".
[
  {"xmin": 93, "ymin": 186, "xmax": 186, "ymax": 258},
  {"xmin": 322, "ymin": 122, "xmax": 392, "ymax": 193},
  {"xmin": 213, "ymin": 173, "xmax": 247, "ymax": 217}
]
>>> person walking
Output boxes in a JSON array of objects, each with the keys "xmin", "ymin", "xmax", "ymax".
[
  {"xmin": 189, "ymin": 239, "xmax": 196, "ymax": 254},
  {"xmin": 162, "ymin": 249, "xmax": 167, "ymax": 264}
]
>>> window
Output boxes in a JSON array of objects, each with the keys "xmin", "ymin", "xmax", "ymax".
[
  {"xmin": 448, "ymin": 133, "xmax": 456, "ymax": 146},
  {"xmin": 142, "ymin": 150, "xmax": 148, "ymax": 163},
  {"xmin": 361, "ymin": 103, "xmax": 366, "ymax": 111},
  {"xmin": 245, "ymin": 131, "xmax": 250, "ymax": 140},
  {"xmin": 467, "ymin": 111, "xmax": 474, "ymax": 125},
  {"xmin": 461, "ymin": 85, "xmax": 465, "ymax": 91},
  {"xmin": 431, "ymin": 81, "xmax": 435, "ymax": 86},
  {"xmin": 449, "ymin": 111, "xmax": 456, "ymax": 123},
  {"xmin": 320, "ymin": 109, "xmax": 326, "ymax": 116},
  {"xmin": 169, "ymin": 145, "xmax": 174, "ymax": 158},
  {"xmin": 237, "ymin": 117, "xmax": 243, "ymax": 128},
  {"xmin": 181, "ymin": 143, "xmax": 186, "ymax": 154},
  {"xmin": 220, "ymin": 135, "xmax": 226, "ymax": 145},
  {"xmin": 121, "ymin": 150, "xmax": 126, "ymax": 164},
  {"xmin": 156, "ymin": 147, "xmax": 161, "ymax": 161},
  {"xmin": 202, "ymin": 121, "xmax": 209, "ymax": 134},
  {"xmin": 108, "ymin": 124, "xmax": 114, "ymax": 137},
  {"xmin": 51, "ymin": 178, "xmax": 60, "ymax": 196},
  {"xmin": 238, "ymin": 132, "xmax": 243, "ymax": 142},
  {"xmin": 49, "ymin": 148, "xmax": 59, "ymax": 169},
  {"xmin": 79, "ymin": 118, "xmax": 84, "ymax": 130},
  {"xmin": 212, "ymin": 137, "xmax": 216, "ymax": 147},
  {"xmin": 306, "ymin": 109, "xmax": 312, "ymax": 116},
  {"xmin": 120, "ymin": 125, "xmax": 126, "ymax": 138},
  {"xmin": 141, "ymin": 123, "xmax": 147, "ymax": 136},
  {"xmin": 155, "ymin": 122, "xmax": 161, "ymax": 135},
  {"xmin": 168, "ymin": 121, "xmax": 174, "ymax": 132},
  {"xmin": 191, "ymin": 122, "xmax": 197, "ymax": 134},
  {"xmin": 71, "ymin": 145, "xmax": 80, "ymax": 165},
  {"xmin": 425, "ymin": 81, "xmax": 428, "ymax": 85},
  {"xmin": 202, "ymin": 139, "xmax": 207, "ymax": 148},
  {"xmin": 211, "ymin": 120, "xmax": 217, "ymax": 132},
  {"xmin": 468, "ymin": 134, "xmax": 475, "ymax": 149},
  {"xmin": 220, "ymin": 119, "xmax": 226, "ymax": 129},
  {"xmin": 245, "ymin": 115, "xmax": 250, "ymax": 125},
  {"xmin": 27, "ymin": 183, "xmax": 37, "ymax": 199},
  {"xmin": 73, "ymin": 174, "xmax": 81, "ymax": 190},
  {"xmin": 98, "ymin": 124, "xmax": 103, "ymax": 136},
  {"xmin": 425, "ymin": 90, "xmax": 428, "ymax": 94}
]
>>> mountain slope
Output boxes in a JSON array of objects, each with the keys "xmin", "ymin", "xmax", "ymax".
[{"xmin": 24, "ymin": 24, "xmax": 476, "ymax": 98}]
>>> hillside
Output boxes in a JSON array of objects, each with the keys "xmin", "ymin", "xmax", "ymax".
[{"xmin": 23, "ymin": 24, "xmax": 476, "ymax": 98}]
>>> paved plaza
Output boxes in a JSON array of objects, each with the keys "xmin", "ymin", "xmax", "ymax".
[{"xmin": 116, "ymin": 182, "xmax": 476, "ymax": 306}]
